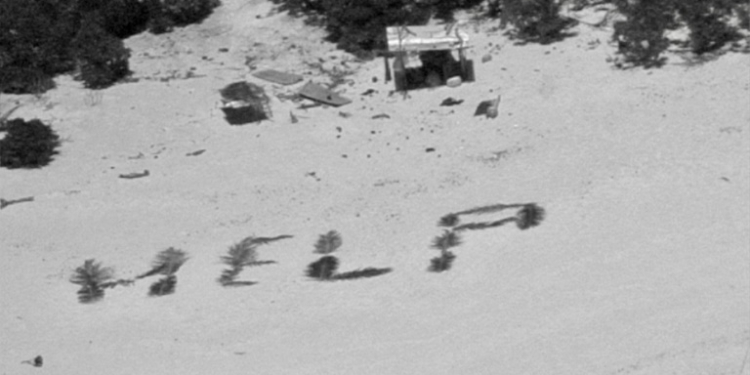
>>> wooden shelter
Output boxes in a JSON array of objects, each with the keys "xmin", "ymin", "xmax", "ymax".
[{"xmin": 385, "ymin": 24, "xmax": 475, "ymax": 91}]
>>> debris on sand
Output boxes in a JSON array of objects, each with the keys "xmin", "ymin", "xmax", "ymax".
[
  {"xmin": 441, "ymin": 97, "xmax": 464, "ymax": 106},
  {"xmin": 0, "ymin": 196, "xmax": 34, "ymax": 210},
  {"xmin": 474, "ymin": 95, "xmax": 501, "ymax": 118},
  {"xmin": 119, "ymin": 170, "xmax": 150, "ymax": 179},
  {"xmin": 298, "ymin": 81, "xmax": 351, "ymax": 107},
  {"xmin": 372, "ymin": 113, "xmax": 390, "ymax": 119},
  {"xmin": 219, "ymin": 82, "xmax": 271, "ymax": 125},
  {"xmin": 252, "ymin": 70, "xmax": 303, "ymax": 86}
]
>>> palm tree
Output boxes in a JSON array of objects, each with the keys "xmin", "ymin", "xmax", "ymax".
[
  {"xmin": 70, "ymin": 259, "xmax": 114, "ymax": 303},
  {"xmin": 429, "ymin": 230, "xmax": 461, "ymax": 272},
  {"xmin": 143, "ymin": 247, "xmax": 189, "ymax": 296},
  {"xmin": 307, "ymin": 230, "xmax": 343, "ymax": 280},
  {"xmin": 219, "ymin": 237, "xmax": 258, "ymax": 286},
  {"xmin": 515, "ymin": 203, "xmax": 545, "ymax": 230}
]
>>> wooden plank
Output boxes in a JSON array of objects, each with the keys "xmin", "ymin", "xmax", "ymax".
[
  {"xmin": 252, "ymin": 70, "xmax": 304, "ymax": 85},
  {"xmin": 298, "ymin": 82, "xmax": 351, "ymax": 107}
]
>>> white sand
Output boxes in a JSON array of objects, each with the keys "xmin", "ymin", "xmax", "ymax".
[{"xmin": 1, "ymin": 1, "xmax": 749, "ymax": 374}]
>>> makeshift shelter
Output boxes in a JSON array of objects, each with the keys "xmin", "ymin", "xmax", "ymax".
[
  {"xmin": 385, "ymin": 24, "xmax": 475, "ymax": 91},
  {"xmin": 219, "ymin": 82, "xmax": 270, "ymax": 125}
]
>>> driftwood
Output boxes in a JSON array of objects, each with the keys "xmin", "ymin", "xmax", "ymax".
[
  {"xmin": 118, "ymin": 170, "xmax": 149, "ymax": 179},
  {"xmin": 0, "ymin": 196, "xmax": 34, "ymax": 210}
]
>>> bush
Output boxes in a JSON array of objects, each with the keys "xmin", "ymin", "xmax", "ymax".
[
  {"xmin": 321, "ymin": 0, "xmax": 432, "ymax": 55},
  {"xmin": 500, "ymin": 0, "xmax": 575, "ymax": 43},
  {"xmin": 71, "ymin": 16, "xmax": 131, "ymax": 89},
  {"xmin": 612, "ymin": 0, "xmax": 675, "ymax": 68},
  {"xmin": 0, "ymin": 118, "xmax": 60, "ymax": 169},
  {"xmin": 101, "ymin": 0, "xmax": 151, "ymax": 38},
  {"xmin": 147, "ymin": 0, "xmax": 220, "ymax": 32},
  {"xmin": 677, "ymin": 1, "xmax": 741, "ymax": 54},
  {"xmin": 0, "ymin": 67, "xmax": 56, "ymax": 95},
  {"xmin": 306, "ymin": 255, "xmax": 339, "ymax": 279}
]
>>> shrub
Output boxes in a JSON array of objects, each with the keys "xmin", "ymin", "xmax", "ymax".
[
  {"xmin": 322, "ymin": 0, "xmax": 432, "ymax": 55},
  {"xmin": 431, "ymin": 0, "xmax": 484, "ymax": 21},
  {"xmin": 500, "ymin": 0, "xmax": 575, "ymax": 43},
  {"xmin": 677, "ymin": 1, "xmax": 741, "ymax": 55},
  {"xmin": 71, "ymin": 16, "xmax": 131, "ymax": 89},
  {"xmin": 612, "ymin": 0, "xmax": 675, "ymax": 68},
  {"xmin": 147, "ymin": 0, "xmax": 220, "ymax": 32},
  {"xmin": 306, "ymin": 255, "xmax": 339, "ymax": 279},
  {"xmin": 0, "ymin": 0, "xmax": 77, "ymax": 94},
  {"xmin": 70, "ymin": 259, "xmax": 114, "ymax": 303},
  {"xmin": 0, "ymin": 67, "xmax": 55, "ymax": 95},
  {"xmin": 101, "ymin": 0, "xmax": 151, "ymax": 38},
  {"xmin": 0, "ymin": 118, "xmax": 60, "ymax": 169}
]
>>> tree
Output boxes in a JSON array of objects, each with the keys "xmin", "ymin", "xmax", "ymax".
[
  {"xmin": 321, "ymin": 0, "xmax": 432, "ymax": 55},
  {"xmin": 70, "ymin": 259, "xmax": 114, "ymax": 303},
  {"xmin": 0, "ymin": 118, "xmax": 60, "ymax": 169},
  {"xmin": 428, "ymin": 230, "xmax": 461, "ymax": 272},
  {"xmin": 71, "ymin": 15, "xmax": 131, "ymax": 89},
  {"xmin": 137, "ymin": 247, "xmax": 189, "ymax": 296},
  {"xmin": 499, "ymin": 0, "xmax": 575, "ymax": 43}
]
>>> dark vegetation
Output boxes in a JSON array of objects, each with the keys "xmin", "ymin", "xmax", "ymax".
[
  {"xmin": 306, "ymin": 230, "xmax": 392, "ymax": 281},
  {"xmin": 271, "ymin": 0, "xmax": 748, "ymax": 67},
  {"xmin": 431, "ymin": 203, "xmax": 545, "ymax": 272},
  {"xmin": 70, "ymin": 259, "xmax": 114, "ymax": 303},
  {"xmin": 0, "ymin": 0, "xmax": 220, "ymax": 93},
  {"xmin": 70, "ymin": 259, "xmax": 133, "ymax": 303},
  {"xmin": 137, "ymin": 247, "xmax": 189, "ymax": 296},
  {"xmin": 306, "ymin": 230, "xmax": 342, "ymax": 280},
  {"xmin": 0, "ymin": 118, "xmax": 60, "ymax": 169},
  {"xmin": 428, "ymin": 230, "xmax": 462, "ymax": 272},
  {"xmin": 218, "ymin": 235, "xmax": 291, "ymax": 286}
]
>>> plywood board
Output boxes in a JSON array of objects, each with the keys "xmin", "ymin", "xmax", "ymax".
[
  {"xmin": 298, "ymin": 82, "xmax": 351, "ymax": 107},
  {"xmin": 252, "ymin": 70, "xmax": 304, "ymax": 85}
]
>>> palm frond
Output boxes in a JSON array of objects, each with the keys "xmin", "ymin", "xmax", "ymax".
[
  {"xmin": 438, "ymin": 213, "xmax": 460, "ymax": 227},
  {"xmin": 428, "ymin": 251, "xmax": 456, "ymax": 272},
  {"xmin": 431, "ymin": 230, "xmax": 462, "ymax": 252},
  {"xmin": 516, "ymin": 203, "xmax": 545, "ymax": 230},
  {"xmin": 151, "ymin": 247, "xmax": 189, "ymax": 275},
  {"xmin": 454, "ymin": 203, "xmax": 526, "ymax": 216},
  {"xmin": 306, "ymin": 255, "xmax": 339, "ymax": 280},
  {"xmin": 249, "ymin": 234, "xmax": 293, "ymax": 246},
  {"xmin": 454, "ymin": 217, "xmax": 516, "ymax": 232},
  {"xmin": 70, "ymin": 259, "xmax": 114, "ymax": 287},
  {"xmin": 314, "ymin": 230, "xmax": 342, "ymax": 254},
  {"xmin": 220, "ymin": 237, "xmax": 258, "ymax": 268},
  {"xmin": 149, "ymin": 275, "xmax": 177, "ymax": 296}
]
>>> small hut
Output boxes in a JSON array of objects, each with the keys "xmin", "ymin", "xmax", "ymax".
[
  {"xmin": 385, "ymin": 24, "xmax": 475, "ymax": 91},
  {"xmin": 219, "ymin": 82, "xmax": 270, "ymax": 125}
]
